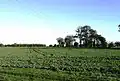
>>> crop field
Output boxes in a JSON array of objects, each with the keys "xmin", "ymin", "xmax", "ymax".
[{"xmin": 0, "ymin": 47, "xmax": 120, "ymax": 81}]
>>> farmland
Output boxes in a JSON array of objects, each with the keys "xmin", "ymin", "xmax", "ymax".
[{"xmin": 0, "ymin": 47, "xmax": 120, "ymax": 81}]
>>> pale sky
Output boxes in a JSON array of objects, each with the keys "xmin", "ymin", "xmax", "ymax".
[{"xmin": 0, "ymin": 0, "xmax": 120, "ymax": 45}]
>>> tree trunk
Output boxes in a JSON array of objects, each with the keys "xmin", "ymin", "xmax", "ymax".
[{"xmin": 79, "ymin": 38, "xmax": 82, "ymax": 47}]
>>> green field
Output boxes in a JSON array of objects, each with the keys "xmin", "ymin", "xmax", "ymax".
[
  {"xmin": 0, "ymin": 47, "xmax": 120, "ymax": 57},
  {"xmin": 0, "ymin": 47, "xmax": 120, "ymax": 81}
]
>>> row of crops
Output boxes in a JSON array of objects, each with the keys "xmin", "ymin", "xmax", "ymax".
[{"xmin": 0, "ymin": 47, "xmax": 120, "ymax": 81}]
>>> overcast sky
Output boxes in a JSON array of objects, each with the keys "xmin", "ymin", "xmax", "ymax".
[{"xmin": 0, "ymin": 0, "xmax": 120, "ymax": 45}]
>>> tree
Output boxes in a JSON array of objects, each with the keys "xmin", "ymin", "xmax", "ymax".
[
  {"xmin": 65, "ymin": 35, "xmax": 75, "ymax": 47},
  {"xmin": 88, "ymin": 29, "xmax": 97, "ymax": 48},
  {"xmin": 74, "ymin": 42, "xmax": 79, "ymax": 48},
  {"xmin": 115, "ymin": 41, "xmax": 120, "ymax": 47},
  {"xmin": 0, "ymin": 43, "xmax": 3, "ymax": 47},
  {"xmin": 118, "ymin": 25, "xmax": 120, "ymax": 32},
  {"xmin": 108, "ymin": 42, "xmax": 114, "ymax": 48},
  {"xmin": 56, "ymin": 37, "xmax": 64, "ymax": 47},
  {"xmin": 75, "ymin": 25, "xmax": 96, "ymax": 47},
  {"xmin": 82, "ymin": 25, "xmax": 91, "ymax": 47},
  {"xmin": 49, "ymin": 44, "xmax": 53, "ymax": 47},
  {"xmin": 97, "ymin": 35, "xmax": 107, "ymax": 48},
  {"xmin": 53, "ymin": 44, "xmax": 57, "ymax": 47},
  {"xmin": 75, "ymin": 25, "xmax": 107, "ymax": 48},
  {"xmin": 61, "ymin": 42, "xmax": 65, "ymax": 47},
  {"xmin": 75, "ymin": 26, "xmax": 82, "ymax": 47}
]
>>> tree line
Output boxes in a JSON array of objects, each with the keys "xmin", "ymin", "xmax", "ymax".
[
  {"xmin": 0, "ymin": 43, "xmax": 46, "ymax": 47},
  {"xmin": 55, "ymin": 25, "xmax": 120, "ymax": 48},
  {"xmin": 0, "ymin": 25, "xmax": 119, "ymax": 48}
]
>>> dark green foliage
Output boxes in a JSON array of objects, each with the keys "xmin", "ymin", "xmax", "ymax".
[
  {"xmin": 53, "ymin": 44, "xmax": 57, "ymax": 47},
  {"xmin": 56, "ymin": 37, "xmax": 64, "ymax": 47},
  {"xmin": 108, "ymin": 42, "xmax": 114, "ymax": 48},
  {"xmin": 49, "ymin": 45, "xmax": 53, "ymax": 47},
  {"xmin": 4, "ymin": 44, "xmax": 46, "ymax": 47},
  {"xmin": 0, "ymin": 43, "xmax": 3, "ymax": 47},
  {"xmin": 115, "ymin": 41, "xmax": 120, "ymax": 47},
  {"xmin": 65, "ymin": 35, "xmax": 75, "ymax": 47},
  {"xmin": 61, "ymin": 42, "xmax": 65, "ymax": 47},
  {"xmin": 56, "ymin": 45, "xmax": 59, "ymax": 47},
  {"xmin": 74, "ymin": 25, "xmax": 107, "ymax": 48},
  {"xmin": 74, "ymin": 42, "xmax": 79, "ymax": 48},
  {"xmin": 118, "ymin": 24, "xmax": 120, "ymax": 32}
]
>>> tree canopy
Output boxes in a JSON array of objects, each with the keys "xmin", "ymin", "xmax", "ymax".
[{"xmin": 56, "ymin": 25, "xmax": 107, "ymax": 48}]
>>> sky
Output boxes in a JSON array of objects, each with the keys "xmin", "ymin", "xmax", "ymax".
[{"xmin": 0, "ymin": 0, "xmax": 120, "ymax": 45}]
